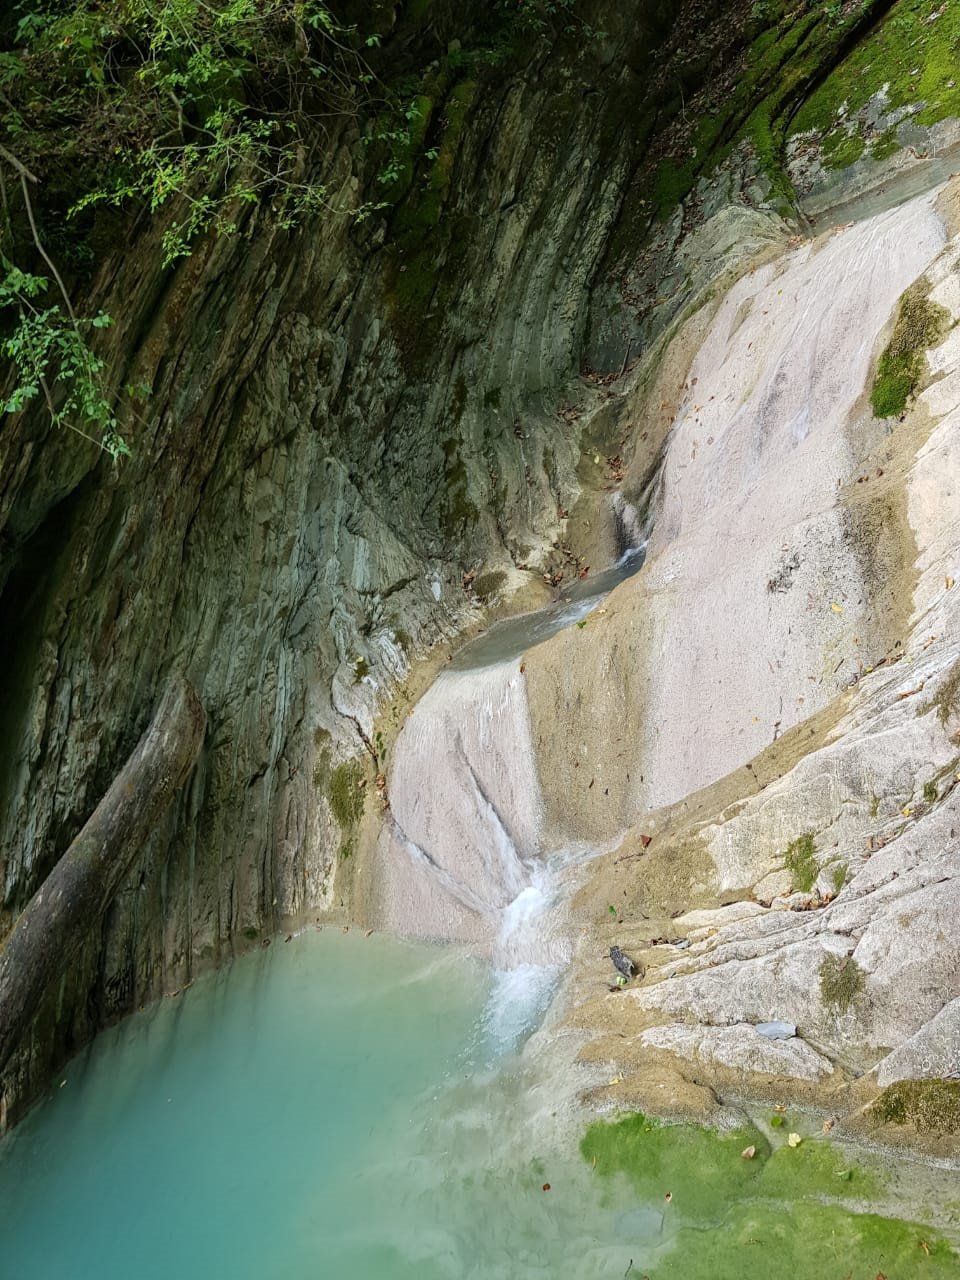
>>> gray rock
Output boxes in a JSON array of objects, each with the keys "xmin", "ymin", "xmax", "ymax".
[{"xmin": 756, "ymin": 1021, "xmax": 797, "ymax": 1041}]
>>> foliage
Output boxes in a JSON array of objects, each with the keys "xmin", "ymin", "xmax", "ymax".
[
  {"xmin": 2, "ymin": 0, "xmax": 380, "ymax": 265},
  {"xmin": 0, "ymin": 0, "xmax": 439, "ymax": 451},
  {"xmin": 0, "ymin": 261, "xmax": 138, "ymax": 458}
]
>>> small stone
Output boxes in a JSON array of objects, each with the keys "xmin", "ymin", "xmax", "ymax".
[{"xmin": 756, "ymin": 1021, "xmax": 797, "ymax": 1040}]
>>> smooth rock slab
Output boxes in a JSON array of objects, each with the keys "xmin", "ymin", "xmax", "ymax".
[
  {"xmin": 641, "ymin": 1023, "xmax": 834, "ymax": 1081},
  {"xmin": 878, "ymin": 999, "xmax": 960, "ymax": 1087}
]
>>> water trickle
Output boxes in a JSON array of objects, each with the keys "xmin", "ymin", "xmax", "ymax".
[{"xmin": 377, "ymin": 514, "xmax": 654, "ymax": 1049}]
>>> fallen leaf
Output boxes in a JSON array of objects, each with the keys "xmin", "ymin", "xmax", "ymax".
[
  {"xmin": 822, "ymin": 1118, "xmax": 835, "ymax": 1133},
  {"xmin": 741, "ymin": 1145, "xmax": 756, "ymax": 1160},
  {"xmin": 640, "ymin": 834, "xmax": 653, "ymax": 848},
  {"xmin": 830, "ymin": 601, "xmax": 844, "ymax": 614},
  {"xmin": 787, "ymin": 1132, "xmax": 802, "ymax": 1148},
  {"xmin": 919, "ymin": 1241, "xmax": 930, "ymax": 1256},
  {"xmin": 946, "ymin": 576, "xmax": 955, "ymax": 590}
]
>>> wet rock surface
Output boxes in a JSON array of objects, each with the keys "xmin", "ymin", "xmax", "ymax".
[{"xmin": 559, "ymin": 182, "xmax": 960, "ymax": 1148}]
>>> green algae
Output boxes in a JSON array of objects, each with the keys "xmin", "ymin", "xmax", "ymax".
[
  {"xmin": 582, "ymin": 1113, "xmax": 958, "ymax": 1279},
  {"xmin": 872, "ymin": 1080, "xmax": 960, "ymax": 1135},
  {"xmin": 582, "ymin": 1113, "xmax": 771, "ymax": 1220},
  {"xmin": 784, "ymin": 831, "xmax": 818, "ymax": 892},
  {"xmin": 662, "ymin": 1203, "xmax": 958, "ymax": 1280}
]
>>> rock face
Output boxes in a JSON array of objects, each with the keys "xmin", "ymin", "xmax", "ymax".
[
  {"xmin": 1, "ymin": 0, "xmax": 952, "ymax": 1132},
  {"xmin": 557, "ymin": 177, "xmax": 960, "ymax": 1136},
  {"xmin": 5, "ymin": 0, "xmax": 886, "ymax": 1123}
]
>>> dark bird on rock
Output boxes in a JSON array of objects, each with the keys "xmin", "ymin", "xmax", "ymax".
[{"xmin": 610, "ymin": 945, "xmax": 636, "ymax": 980}]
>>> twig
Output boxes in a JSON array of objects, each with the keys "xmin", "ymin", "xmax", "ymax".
[
  {"xmin": 19, "ymin": 172, "xmax": 77, "ymax": 325},
  {"xmin": 0, "ymin": 142, "xmax": 39, "ymax": 186}
]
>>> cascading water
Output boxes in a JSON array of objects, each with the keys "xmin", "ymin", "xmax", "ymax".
[{"xmin": 377, "ymin": 487, "xmax": 660, "ymax": 1056}]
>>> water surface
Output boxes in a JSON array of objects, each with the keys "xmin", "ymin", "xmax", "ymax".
[{"xmin": 1, "ymin": 928, "xmax": 958, "ymax": 1279}]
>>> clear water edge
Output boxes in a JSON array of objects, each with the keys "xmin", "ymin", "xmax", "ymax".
[{"xmin": 1, "ymin": 927, "xmax": 958, "ymax": 1279}]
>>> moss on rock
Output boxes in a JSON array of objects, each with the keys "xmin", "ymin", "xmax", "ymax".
[
  {"xmin": 872, "ymin": 1079, "xmax": 960, "ymax": 1135},
  {"xmin": 783, "ymin": 831, "xmax": 817, "ymax": 892},
  {"xmin": 871, "ymin": 281, "xmax": 949, "ymax": 419},
  {"xmin": 819, "ymin": 952, "xmax": 865, "ymax": 1014},
  {"xmin": 792, "ymin": 0, "xmax": 960, "ymax": 171},
  {"xmin": 473, "ymin": 570, "xmax": 507, "ymax": 601},
  {"xmin": 328, "ymin": 760, "xmax": 366, "ymax": 828}
]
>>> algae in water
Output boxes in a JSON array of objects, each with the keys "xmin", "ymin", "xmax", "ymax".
[{"xmin": 581, "ymin": 1112, "xmax": 958, "ymax": 1278}]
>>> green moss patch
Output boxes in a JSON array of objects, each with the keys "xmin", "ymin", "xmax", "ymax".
[
  {"xmin": 872, "ymin": 1079, "xmax": 960, "ymax": 1135},
  {"xmin": 830, "ymin": 862, "xmax": 848, "ymax": 894},
  {"xmin": 819, "ymin": 952, "xmax": 865, "ymax": 1014},
  {"xmin": 582, "ymin": 1113, "xmax": 957, "ymax": 1278},
  {"xmin": 783, "ymin": 832, "xmax": 817, "ymax": 892},
  {"xmin": 924, "ymin": 659, "xmax": 960, "ymax": 726},
  {"xmin": 329, "ymin": 759, "xmax": 366, "ymax": 828},
  {"xmin": 871, "ymin": 282, "xmax": 949, "ymax": 419},
  {"xmin": 473, "ymin": 570, "xmax": 507, "ymax": 601},
  {"xmin": 792, "ymin": 0, "xmax": 960, "ymax": 168},
  {"xmin": 822, "ymin": 129, "xmax": 866, "ymax": 171}
]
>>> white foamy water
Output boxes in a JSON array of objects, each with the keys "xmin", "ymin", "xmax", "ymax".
[{"xmin": 376, "ymin": 658, "xmax": 546, "ymax": 945}]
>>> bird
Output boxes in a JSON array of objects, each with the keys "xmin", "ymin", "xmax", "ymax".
[{"xmin": 609, "ymin": 945, "xmax": 636, "ymax": 981}]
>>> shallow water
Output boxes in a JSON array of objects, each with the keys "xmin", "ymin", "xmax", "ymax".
[
  {"xmin": 0, "ymin": 930, "xmax": 634, "ymax": 1280},
  {"xmin": 451, "ymin": 545, "xmax": 646, "ymax": 672},
  {"xmin": 1, "ymin": 929, "xmax": 958, "ymax": 1279}
]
